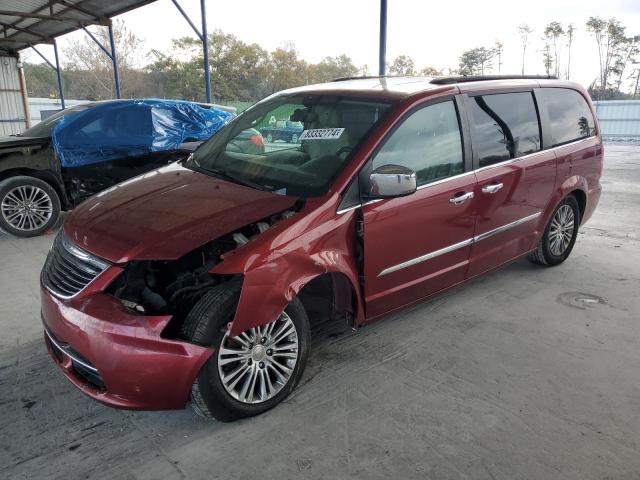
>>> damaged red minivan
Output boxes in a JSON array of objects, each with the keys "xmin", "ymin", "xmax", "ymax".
[{"xmin": 41, "ymin": 75, "xmax": 603, "ymax": 421}]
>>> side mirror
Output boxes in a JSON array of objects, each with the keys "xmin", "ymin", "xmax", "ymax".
[{"xmin": 367, "ymin": 164, "xmax": 417, "ymax": 199}]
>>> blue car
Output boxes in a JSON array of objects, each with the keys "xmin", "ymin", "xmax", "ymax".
[{"xmin": 0, "ymin": 99, "xmax": 233, "ymax": 237}]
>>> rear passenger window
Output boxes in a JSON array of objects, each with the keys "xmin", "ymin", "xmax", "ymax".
[
  {"xmin": 372, "ymin": 100, "xmax": 463, "ymax": 186},
  {"xmin": 468, "ymin": 92, "xmax": 541, "ymax": 167},
  {"xmin": 537, "ymin": 88, "xmax": 596, "ymax": 146}
]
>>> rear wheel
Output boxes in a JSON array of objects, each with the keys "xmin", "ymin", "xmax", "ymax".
[
  {"xmin": 266, "ymin": 133, "xmax": 273, "ymax": 143},
  {"xmin": 528, "ymin": 195, "xmax": 580, "ymax": 266},
  {"xmin": 0, "ymin": 176, "xmax": 60, "ymax": 237},
  {"xmin": 181, "ymin": 280, "xmax": 311, "ymax": 421}
]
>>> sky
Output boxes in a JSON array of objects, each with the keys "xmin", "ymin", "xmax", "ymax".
[{"xmin": 22, "ymin": 0, "xmax": 640, "ymax": 92}]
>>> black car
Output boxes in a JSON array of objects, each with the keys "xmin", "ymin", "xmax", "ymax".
[{"xmin": 0, "ymin": 99, "xmax": 232, "ymax": 237}]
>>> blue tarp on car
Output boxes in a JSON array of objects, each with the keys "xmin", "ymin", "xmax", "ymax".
[{"xmin": 51, "ymin": 99, "xmax": 233, "ymax": 167}]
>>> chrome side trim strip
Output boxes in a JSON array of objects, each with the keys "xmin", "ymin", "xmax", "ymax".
[
  {"xmin": 473, "ymin": 212, "xmax": 541, "ymax": 243},
  {"xmin": 44, "ymin": 328, "xmax": 99, "ymax": 373},
  {"xmin": 378, "ymin": 212, "xmax": 542, "ymax": 277},
  {"xmin": 378, "ymin": 238, "xmax": 474, "ymax": 277},
  {"xmin": 416, "ymin": 170, "xmax": 476, "ymax": 190}
]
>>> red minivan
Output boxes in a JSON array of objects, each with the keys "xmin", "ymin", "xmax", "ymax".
[{"xmin": 40, "ymin": 75, "xmax": 603, "ymax": 421}]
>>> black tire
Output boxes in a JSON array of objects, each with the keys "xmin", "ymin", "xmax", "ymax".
[
  {"xmin": 0, "ymin": 176, "xmax": 61, "ymax": 238},
  {"xmin": 180, "ymin": 279, "xmax": 311, "ymax": 421},
  {"xmin": 528, "ymin": 195, "xmax": 580, "ymax": 266}
]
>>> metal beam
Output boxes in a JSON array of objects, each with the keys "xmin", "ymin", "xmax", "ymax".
[
  {"xmin": 108, "ymin": 24, "xmax": 121, "ymax": 98},
  {"xmin": 53, "ymin": 40, "xmax": 65, "ymax": 109},
  {"xmin": 0, "ymin": 21, "xmax": 52, "ymax": 42},
  {"xmin": 31, "ymin": 43, "xmax": 65, "ymax": 109},
  {"xmin": 80, "ymin": 25, "xmax": 121, "ymax": 98},
  {"xmin": 54, "ymin": 0, "xmax": 109, "ymax": 24},
  {"xmin": 171, "ymin": 0, "xmax": 203, "ymax": 41},
  {"xmin": 170, "ymin": 0, "xmax": 212, "ymax": 103},
  {"xmin": 201, "ymin": 0, "xmax": 211, "ymax": 103},
  {"xmin": 81, "ymin": 26, "xmax": 112, "ymax": 58},
  {"xmin": 378, "ymin": 0, "xmax": 387, "ymax": 76},
  {"xmin": 0, "ymin": 10, "xmax": 103, "ymax": 24},
  {"xmin": 0, "ymin": 0, "xmax": 110, "ymax": 41}
]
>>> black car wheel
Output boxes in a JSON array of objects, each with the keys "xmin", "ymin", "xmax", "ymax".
[
  {"xmin": 266, "ymin": 133, "xmax": 273, "ymax": 143},
  {"xmin": 291, "ymin": 133, "xmax": 299, "ymax": 143},
  {"xmin": 0, "ymin": 176, "xmax": 61, "ymax": 237},
  {"xmin": 181, "ymin": 279, "xmax": 311, "ymax": 421},
  {"xmin": 528, "ymin": 195, "xmax": 580, "ymax": 266}
]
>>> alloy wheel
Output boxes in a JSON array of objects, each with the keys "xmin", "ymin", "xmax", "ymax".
[
  {"xmin": 549, "ymin": 204, "xmax": 575, "ymax": 256},
  {"xmin": 1, "ymin": 185, "xmax": 53, "ymax": 232},
  {"xmin": 217, "ymin": 312, "xmax": 299, "ymax": 404}
]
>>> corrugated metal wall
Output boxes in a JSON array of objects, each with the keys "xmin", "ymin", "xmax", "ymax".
[
  {"xmin": 593, "ymin": 100, "xmax": 640, "ymax": 139},
  {"xmin": 0, "ymin": 55, "xmax": 28, "ymax": 136}
]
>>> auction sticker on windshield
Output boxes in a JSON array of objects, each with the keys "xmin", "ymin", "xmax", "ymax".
[{"xmin": 299, "ymin": 128, "xmax": 345, "ymax": 140}]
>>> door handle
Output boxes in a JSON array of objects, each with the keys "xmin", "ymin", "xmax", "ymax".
[
  {"xmin": 449, "ymin": 191, "xmax": 474, "ymax": 205},
  {"xmin": 481, "ymin": 182, "xmax": 504, "ymax": 194}
]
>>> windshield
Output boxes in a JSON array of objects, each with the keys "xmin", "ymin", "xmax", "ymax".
[
  {"xmin": 188, "ymin": 94, "xmax": 393, "ymax": 197},
  {"xmin": 20, "ymin": 104, "xmax": 93, "ymax": 138}
]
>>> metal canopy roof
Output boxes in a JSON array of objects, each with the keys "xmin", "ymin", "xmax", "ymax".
[{"xmin": 0, "ymin": 0, "xmax": 157, "ymax": 54}]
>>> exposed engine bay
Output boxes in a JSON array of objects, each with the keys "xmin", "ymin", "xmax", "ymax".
[{"xmin": 106, "ymin": 208, "xmax": 298, "ymax": 331}]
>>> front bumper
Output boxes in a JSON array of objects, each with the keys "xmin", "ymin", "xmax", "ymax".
[{"xmin": 41, "ymin": 286, "xmax": 213, "ymax": 410}]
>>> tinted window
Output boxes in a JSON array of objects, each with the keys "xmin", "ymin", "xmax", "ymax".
[
  {"xmin": 19, "ymin": 104, "xmax": 92, "ymax": 138},
  {"xmin": 73, "ymin": 105, "xmax": 152, "ymax": 143},
  {"xmin": 372, "ymin": 100, "xmax": 463, "ymax": 186},
  {"xmin": 537, "ymin": 88, "xmax": 595, "ymax": 146},
  {"xmin": 468, "ymin": 92, "xmax": 541, "ymax": 167}
]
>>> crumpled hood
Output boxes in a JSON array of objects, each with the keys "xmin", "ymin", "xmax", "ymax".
[{"xmin": 64, "ymin": 163, "xmax": 298, "ymax": 263}]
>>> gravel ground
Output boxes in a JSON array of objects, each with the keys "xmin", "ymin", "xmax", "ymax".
[{"xmin": 0, "ymin": 144, "xmax": 639, "ymax": 480}]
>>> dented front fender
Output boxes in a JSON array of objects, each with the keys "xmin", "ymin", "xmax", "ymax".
[{"xmin": 211, "ymin": 198, "xmax": 364, "ymax": 336}]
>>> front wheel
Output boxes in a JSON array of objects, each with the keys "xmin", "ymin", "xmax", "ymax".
[
  {"xmin": 181, "ymin": 280, "xmax": 311, "ymax": 421},
  {"xmin": 0, "ymin": 176, "xmax": 61, "ymax": 237},
  {"xmin": 528, "ymin": 195, "xmax": 580, "ymax": 266}
]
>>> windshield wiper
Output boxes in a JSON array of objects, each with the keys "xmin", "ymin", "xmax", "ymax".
[{"xmin": 203, "ymin": 167, "xmax": 270, "ymax": 192}]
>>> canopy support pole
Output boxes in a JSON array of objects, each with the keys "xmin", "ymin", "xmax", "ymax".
[
  {"xmin": 31, "ymin": 41, "xmax": 65, "ymax": 109},
  {"xmin": 108, "ymin": 24, "xmax": 121, "ymax": 98},
  {"xmin": 171, "ymin": 0, "xmax": 212, "ymax": 103},
  {"xmin": 82, "ymin": 25, "xmax": 121, "ymax": 98},
  {"xmin": 378, "ymin": 0, "xmax": 387, "ymax": 76}
]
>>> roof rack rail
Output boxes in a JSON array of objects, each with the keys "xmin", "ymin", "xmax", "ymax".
[
  {"xmin": 331, "ymin": 75, "xmax": 416, "ymax": 82},
  {"xmin": 430, "ymin": 75, "xmax": 558, "ymax": 85}
]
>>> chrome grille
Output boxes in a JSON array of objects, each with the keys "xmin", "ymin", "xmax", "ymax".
[{"xmin": 41, "ymin": 234, "xmax": 109, "ymax": 298}]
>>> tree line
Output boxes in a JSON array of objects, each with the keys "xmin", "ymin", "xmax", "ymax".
[
  {"xmin": 458, "ymin": 18, "xmax": 639, "ymax": 100},
  {"xmin": 23, "ymin": 17, "xmax": 639, "ymax": 106}
]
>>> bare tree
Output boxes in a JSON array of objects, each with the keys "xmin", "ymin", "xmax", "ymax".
[
  {"xmin": 615, "ymin": 35, "xmax": 640, "ymax": 91},
  {"xmin": 586, "ymin": 17, "xmax": 628, "ymax": 91},
  {"xmin": 544, "ymin": 22, "xmax": 564, "ymax": 77},
  {"xmin": 542, "ymin": 43, "xmax": 553, "ymax": 75},
  {"xmin": 518, "ymin": 25, "xmax": 533, "ymax": 75},
  {"xmin": 494, "ymin": 41, "xmax": 504, "ymax": 73},
  {"xmin": 63, "ymin": 19, "xmax": 144, "ymax": 99},
  {"xmin": 565, "ymin": 24, "xmax": 575, "ymax": 80}
]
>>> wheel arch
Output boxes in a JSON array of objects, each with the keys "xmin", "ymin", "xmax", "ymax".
[
  {"xmin": 0, "ymin": 168, "xmax": 69, "ymax": 209},
  {"xmin": 568, "ymin": 188, "xmax": 587, "ymax": 223},
  {"xmin": 221, "ymin": 255, "xmax": 364, "ymax": 337},
  {"xmin": 541, "ymin": 174, "xmax": 588, "ymax": 230}
]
